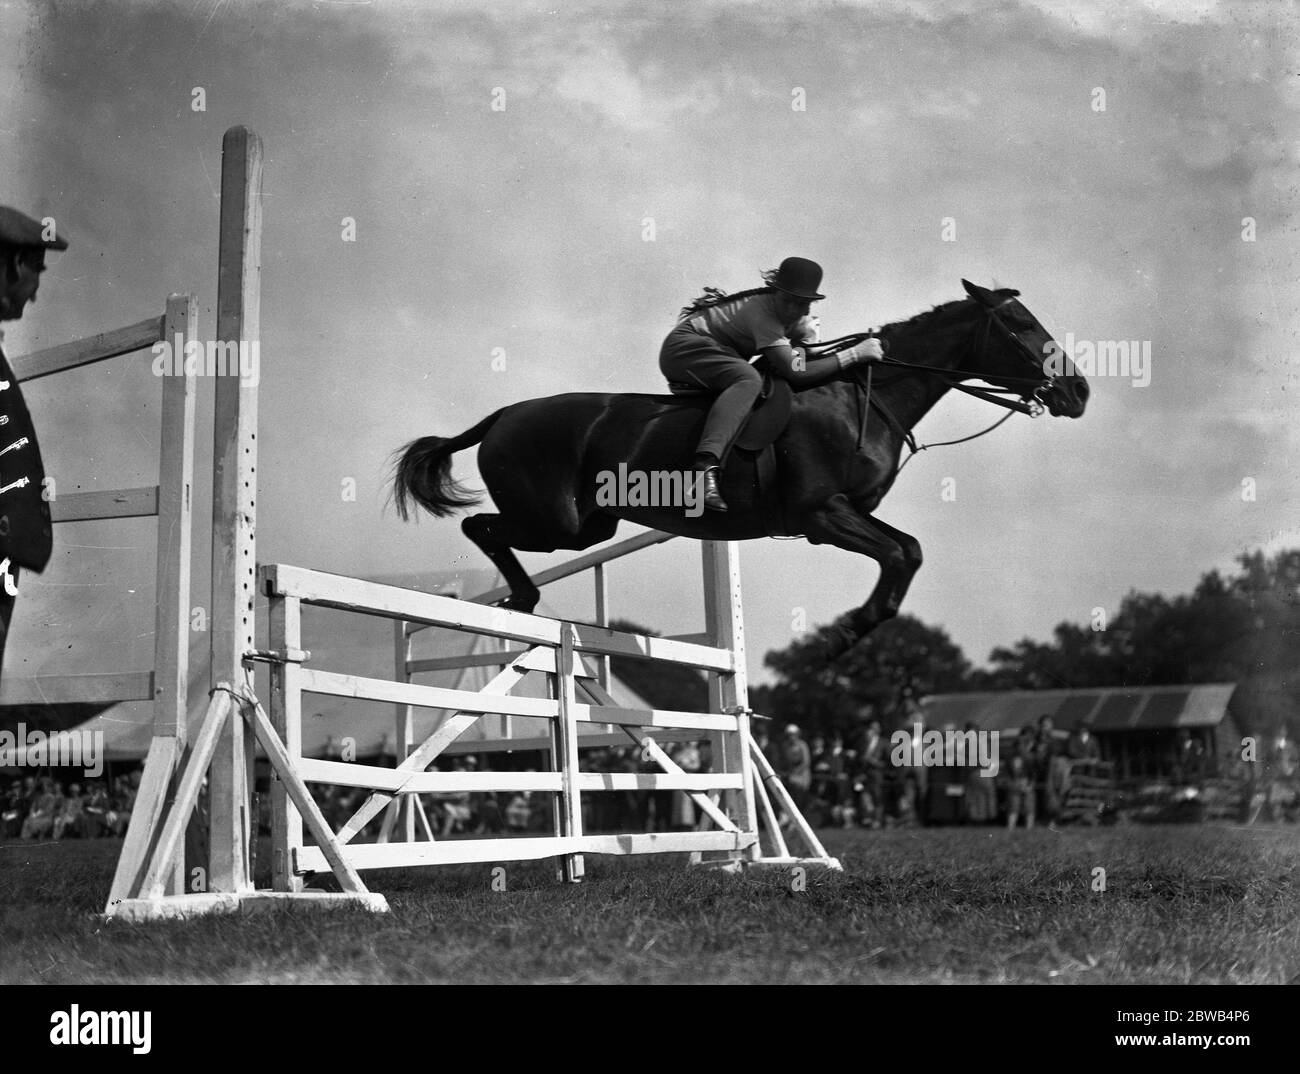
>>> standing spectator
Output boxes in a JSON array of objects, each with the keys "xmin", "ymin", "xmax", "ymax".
[
  {"xmin": 1033, "ymin": 714, "xmax": 1062, "ymax": 827},
  {"xmin": 671, "ymin": 739, "xmax": 702, "ymax": 829},
  {"xmin": 639, "ymin": 738, "xmax": 673, "ymax": 831},
  {"xmin": 962, "ymin": 721, "xmax": 996, "ymax": 824},
  {"xmin": 854, "ymin": 718, "xmax": 888, "ymax": 828},
  {"xmin": 752, "ymin": 723, "xmax": 778, "ymax": 772},
  {"xmin": 1066, "ymin": 725, "xmax": 1100, "ymax": 761},
  {"xmin": 809, "ymin": 734, "xmax": 844, "ymax": 826},
  {"xmin": 1005, "ymin": 727, "xmax": 1038, "ymax": 830},
  {"xmin": 776, "ymin": 724, "xmax": 812, "ymax": 827},
  {"xmin": 0, "ymin": 207, "xmax": 68, "ymax": 673}
]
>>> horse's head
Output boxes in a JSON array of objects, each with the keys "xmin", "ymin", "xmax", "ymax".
[{"xmin": 960, "ymin": 279, "xmax": 1088, "ymax": 418}]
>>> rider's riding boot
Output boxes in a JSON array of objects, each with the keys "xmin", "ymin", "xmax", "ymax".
[{"xmin": 700, "ymin": 465, "xmax": 728, "ymax": 512}]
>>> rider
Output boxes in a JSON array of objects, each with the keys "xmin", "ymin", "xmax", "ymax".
[{"xmin": 659, "ymin": 256, "xmax": 882, "ymax": 511}]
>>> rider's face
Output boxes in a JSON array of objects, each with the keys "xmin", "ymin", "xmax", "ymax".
[{"xmin": 775, "ymin": 291, "xmax": 814, "ymax": 325}]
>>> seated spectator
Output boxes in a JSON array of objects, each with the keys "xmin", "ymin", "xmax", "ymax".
[
  {"xmin": 109, "ymin": 775, "xmax": 136, "ymax": 837},
  {"xmin": 437, "ymin": 758, "xmax": 474, "ymax": 836},
  {"xmin": 21, "ymin": 777, "xmax": 62, "ymax": 840},
  {"xmin": 52, "ymin": 782, "xmax": 84, "ymax": 839},
  {"xmin": 2, "ymin": 778, "xmax": 25, "ymax": 838},
  {"xmin": 78, "ymin": 780, "xmax": 112, "ymax": 838},
  {"xmin": 504, "ymin": 790, "xmax": 533, "ymax": 831}
]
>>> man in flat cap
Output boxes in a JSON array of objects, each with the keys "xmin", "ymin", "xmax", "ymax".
[{"xmin": 0, "ymin": 206, "xmax": 67, "ymax": 674}]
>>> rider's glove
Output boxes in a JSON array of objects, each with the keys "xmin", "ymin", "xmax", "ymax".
[{"xmin": 837, "ymin": 339, "xmax": 884, "ymax": 370}]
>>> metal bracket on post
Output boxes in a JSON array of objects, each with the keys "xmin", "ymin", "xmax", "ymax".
[{"xmin": 243, "ymin": 648, "xmax": 311, "ymax": 666}]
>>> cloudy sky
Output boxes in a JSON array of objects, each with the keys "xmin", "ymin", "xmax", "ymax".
[{"xmin": 1, "ymin": 0, "xmax": 1295, "ymax": 689}]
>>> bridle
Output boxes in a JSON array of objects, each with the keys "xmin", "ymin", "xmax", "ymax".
[{"xmin": 814, "ymin": 296, "xmax": 1060, "ymax": 476}]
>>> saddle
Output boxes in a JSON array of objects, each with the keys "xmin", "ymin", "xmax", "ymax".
[{"xmin": 667, "ymin": 364, "xmax": 793, "ymax": 530}]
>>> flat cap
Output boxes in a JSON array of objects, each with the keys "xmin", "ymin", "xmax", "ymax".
[{"xmin": 0, "ymin": 205, "xmax": 69, "ymax": 250}]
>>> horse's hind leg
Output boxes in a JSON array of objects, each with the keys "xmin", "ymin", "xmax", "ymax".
[
  {"xmin": 461, "ymin": 512, "xmax": 620, "ymax": 612},
  {"xmin": 462, "ymin": 514, "xmax": 543, "ymax": 611}
]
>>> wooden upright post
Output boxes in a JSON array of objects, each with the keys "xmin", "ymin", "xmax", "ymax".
[
  {"xmin": 209, "ymin": 125, "xmax": 263, "ymax": 894},
  {"xmin": 702, "ymin": 541, "xmax": 758, "ymax": 860}
]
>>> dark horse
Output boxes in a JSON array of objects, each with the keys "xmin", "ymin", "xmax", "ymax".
[{"xmin": 393, "ymin": 279, "xmax": 1088, "ymax": 660}]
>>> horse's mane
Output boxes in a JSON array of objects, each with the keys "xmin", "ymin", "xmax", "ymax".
[{"xmin": 878, "ymin": 298, "xmax": 970, "ymax": 336}]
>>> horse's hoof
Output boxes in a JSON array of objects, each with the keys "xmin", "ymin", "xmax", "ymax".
[
  {"xmin": 821, "ymin": 624, "xmax": 859, "ymax": 662},
  {"xmin": 497, "ymin": 593, "xmax": 539, "ymax": 614}
]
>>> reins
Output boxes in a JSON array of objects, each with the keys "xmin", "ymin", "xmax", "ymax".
[{"xmin": 811, "ymin": 304, "xmax": 1054, "ymax": 480}]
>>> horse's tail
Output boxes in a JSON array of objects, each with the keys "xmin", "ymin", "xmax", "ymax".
[{"xmin": 391, "ymin": 409, "xmax": 504, "ymax": 521}]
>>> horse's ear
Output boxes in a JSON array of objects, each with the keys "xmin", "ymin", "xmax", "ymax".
[{"xmin": 961, "ymin": 278, "xmax": 992, "ymax": 305}]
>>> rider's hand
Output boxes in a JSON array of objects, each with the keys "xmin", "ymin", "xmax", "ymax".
[
  {"xmin": 839, "ymin": 339, "xmax": 884, "ymax": 368},
  {"xmin": 855, "ymin": 338, "xmax": 884, "ymax": 362}
]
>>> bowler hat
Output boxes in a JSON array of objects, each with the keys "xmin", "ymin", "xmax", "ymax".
[
  {"xmin": 0, "ymin": 206, "xmax": 69, "ymax": 250},
  {"xmin": 768, "ymin": 256, "xmax": 824, "ymax": 300}
]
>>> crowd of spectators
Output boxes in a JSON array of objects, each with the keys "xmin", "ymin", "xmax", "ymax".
[
  {"xmin": 1, "ymin": 773, "xmax": 138, "ymax": 840},
  {"xmin": 756, "ymin": 715, "xmax": 1109, "ymax": 830}
]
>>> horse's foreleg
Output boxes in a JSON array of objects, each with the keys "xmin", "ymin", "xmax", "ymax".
[{"xmin": 802, "ymin": 496, "xmax": 923, "ymax": 660}]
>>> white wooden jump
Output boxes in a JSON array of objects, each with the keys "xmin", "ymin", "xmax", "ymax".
[{"xmin": 101, "ymin": 127, "xmax": 838, "ymax": 923}]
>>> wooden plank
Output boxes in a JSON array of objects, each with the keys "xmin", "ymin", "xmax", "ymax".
[
  {"xmin": 593, "ymin": 561, "xmax": 609, "ymax": 689},
  {"xmin": 296, "ymin": 829, "xmax": 754, "ymax": 874},
  {"xmin": 0, "ymin": 671, "xmax": 153, "ymax": 705},
  {"xmin": 749, "ymin": 736, "xmax": 834, "ymax": 861},
  {"xmin": 578, "ymin": 704, "xmax": 736, "ymax": 732},
  {"xmin": 11, "ymin": 316, "xmax": 163, "ymax": 382},
  {"xmin": 104, "ymin": 736, "xmax": 182, "ymax": 909},
  {"xmin": 152, "ymin": 294, "xmax": 197, "ymax": 744},
  {"xmin": 107, "ymin": 889, "xmax": 388, "ymax": 923},
  {"xmin": 750, "ymin": 761, "xmax": 790, "ymax": 859},
  {"xmin": 268, "ymin": 595, "xmax": 304, "ymax": 894},
  {"xmin": 243, "ymin": 695, "xmax": 371, "ymax": 896},
  {"xmin": 267, "ymin": 563, "xmax": 564, "ymax": 645},
  {"xmin": 209, "ymin": 124, "xmax": 263, "ymax": 896},
  {"xmin": 300, "ymin": 666, "xmax": 556, "ymax": 719},
  {"xmin": 577, "ymin": 772, "xmax": 743, "ymax": 792},
  {"xmin": 567, "ymin": 621, "xmax": 734, "ymax": 671},
  {"xmin": 702, "ymin": 540, "xmax": 758, "ymax": 860},
  {"xmin": 554, "ymin": 625, "xmax": 584, "ymax": 882},
  {"xmin": 265, "ymin": 563, "xmax": 734, "ymax": 670},
  {"xmin": 467, "ymin": 529, "xmax": 675, "ymax": 608},
  {"xmin": 298, "ymin": 758, "xmax": 564, "ymax": 793},
  {"xmin": 406, "ymin": 650, "xmax": 530, "ymax": 673},
  {"xmin": 393, "ymin": 620, "xmax": 415, "ymax": 843},
  {"xmin": 137, "ymin": 690, "xmax": 234, "ymax": 901},
  {"xmin": 50, "ymin": 486, "xmax": 159, "ymax": 523}
]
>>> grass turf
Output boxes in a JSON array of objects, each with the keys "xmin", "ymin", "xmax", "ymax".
[{"xmin": 1, "ymin": 824, "xmax": 1296, "ymax": 984}]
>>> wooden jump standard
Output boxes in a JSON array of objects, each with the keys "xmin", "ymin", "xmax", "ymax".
[{"xmin": 102, "ymin": 126, "xmax": 837, "ymax": 923}]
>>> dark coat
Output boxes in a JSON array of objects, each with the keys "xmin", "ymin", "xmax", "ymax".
[{"xmin": 0, "ymin": 343, "xmax": 52, "ymax": 572}]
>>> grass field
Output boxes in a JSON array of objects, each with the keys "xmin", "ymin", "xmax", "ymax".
[{"xmin": 2, "ymin": 824, "xmax": 1297, "ymax": 984}]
